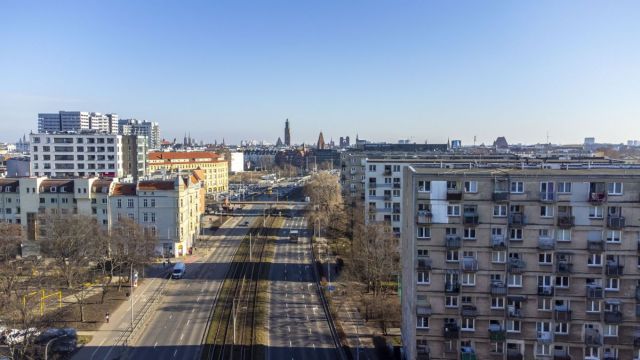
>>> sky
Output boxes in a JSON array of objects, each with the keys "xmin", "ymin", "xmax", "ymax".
[{"xmin": 1, "ymin": 0, "xmax": 639, "ymax": 146}]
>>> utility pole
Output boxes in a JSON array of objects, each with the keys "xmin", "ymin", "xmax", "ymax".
[
  {"xmin": 130, "ymin": 263, "xmax": 134, "ymax": 333},
  {"xmin": 249, "ymin": 232, "xmax": 252, "ymax": 262}
]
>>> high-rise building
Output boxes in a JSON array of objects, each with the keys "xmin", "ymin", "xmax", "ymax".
[
  {"xmin": 284, "ymin": 119, "xmax": 291, "ymax": 147},
  {"xmin": 38, "ymin": 111, "xmax": 118, "ymax": 134},
  {"xmin": 317, "ymin": 131, "xmax": 326, "ymax": 150},
  {"xmin": 118, "ymin": 119, "xmax": 161, "ymax": 149},
  {"xmin": 400, "ymin": 167, "xmax": 640, "ymax": 360}
]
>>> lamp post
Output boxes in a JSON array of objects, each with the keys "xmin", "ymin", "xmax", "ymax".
[{"xmin": 44, "ymin": 335, "xmax": 69, "ymax": 360}]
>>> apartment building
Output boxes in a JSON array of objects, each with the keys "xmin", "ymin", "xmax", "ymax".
[
  {"xmin": 121, "ymin": 135, "xmax": 148, "ymax": 181},
  {"xmin": 340, "ymin": 150, "xmax": 367, "ymax": 203},
  {"xmin": 30, "ymin": 132, "xmax": 127, "ymax": 178},
  {"xmin": 38, "ymin": 111, "xmax": 118, "ymax": 133},
  {"xmin": 147, "ymin": 151, "xmax": 228, "ymax": 194},
  {"xmin": 401, "ymin": 167, "xmax": 640, "ymax": 360},
  {"xmin": 118, "ymin": 119, "xmax": 160, "ymax": 149}
]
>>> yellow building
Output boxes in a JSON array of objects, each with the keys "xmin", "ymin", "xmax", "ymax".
[{"xmin": 147, "ymin": 151, "xmax": 228, "ymax": 194}]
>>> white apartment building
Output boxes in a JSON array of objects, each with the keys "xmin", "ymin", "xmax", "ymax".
[
  {"xmin": 118, "ymin": 119, "xmax": 160, "ymax": 149},
  {"xmin": 38, "ymin": 111, "xmax": 118, "ymax": 134},
  {"xmin": 30, "ymin": 132, "xmax": 125, "ymax": 178}
]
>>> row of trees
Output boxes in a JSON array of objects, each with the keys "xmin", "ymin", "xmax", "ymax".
[{"xmin": 0, "ymin": 215, "xmax": 157, "ymax": 358}]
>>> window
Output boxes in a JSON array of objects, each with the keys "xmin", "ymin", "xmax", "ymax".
[
  {"xmin": 606, "ymin": 278, "xmax": 619, "ymax": 291},
  {"xmin": 463, "ymin": 228, "xmax": 476, "ymax": 239},
  {"xmin": 492, "ymin": 251, "xmax": 506, "ymax": 263},
  {"xmin": 417, "ymin": 180, "xmax": 430, "ymax": 192},
  {"xmin": 538, "ymin": 298, "xmax": 552, "ymax": 311},
  {"xmin": 464, "ymin": 181, "xmax": 477, "ymax": 193},
  {"xmin": 508, "ymin": 274, "xmax": 522, "ymax": 287},
  {"xmin": 417, "ymin": 316, "xmax": 429, "ymax": 329},
  {"xmin": 510, "ymin": 181, "xmax": 524, "ymax": 193},
  {"xmin": 539, "ymin": 253, "xmax": 552, "ymax": 265},
  {"xmin": 417, "ymin": 271, "xmax": 430, "ymax": 284},
  {"xmin": 127, "ymin": 199, "xmax": 134, "ymax": 208},
  {"xmin": 446, "ymin": 181, "xmax": 459, "ymax": 190},
  {"xmin": 607, "ymin": 182, "xmax": 623, "ymax": 195},
  {"xmin": 555, "ymin": 276, "xmax": 569, "ymax": 288},
  {"xmin": 589, "ymin": 206, "xmax": 604, "ymax": 219},
  {"xmin": 509, "ymin": 228, "xmax": 523, "ymax": 240},
  {"xmin": 540, "ymin": 205, "xmax": 554, "ymax": 217},
  {"xmin": 461, "ymin": 318, "xmax": 475, "ymax": 331},
  {"xmin": 606, "ymin": 230, "xmax": 621, "ymax": 243},
  {"xmin": 143, "ymin": 213, "xmax": 148, "ymax": 222},
  {"xmin": 557, "ymin": 229, "xmax": 571, "ymax": 242},
  {"xmin": 417, "ymin": 249, "xmax": 429, "ymax": 257},
  {"xmin": 447, "ymin": 205, "xmax": 460, "ymax": 216},
  {"xmin": 535, "ymin": 344, "xmax": 551, "ymax": 356},
  {"xmin": 151, "ymin": 213, "xmax": 156, "ymax": 223},
  {"xmin": 604, "ymin": 325, "xmax": 618, "ymax": 337},
  {"xmin": 417, "ymin": 227, "xmax": 430, "ymax": 239},
  {"xmin": 491, "ymin": 297, "xmax": 505, "ymax": 309},
  {"xmin": 555, "ymin": 322, "xmax": 569, "ymax": 334},
  {"xmin": 507, "ymin": 320, "xmax": 521, "ymax": 333},
  {"xmin": 143, "ymin": 199, "xmax": 148, "ymax": 207},
  {"xmin": 446, "ymin": 250, "xmax": 459, "ymax": 262},
  {"xmin": 368, "ymin": 165, "xmax": 376, "ymax": 172},
  {"xmin": 445, "ymin": 296, "xmax": 459, "ymax": 308},
  {"xmin": 392, "ymin": 165, "xmax": 400, "ymax": 172},
  {"xmin": 587, "ymin": 300, "xmax": 601, "ymax": 313},
  {"xmin": 392, "ymin": 189, "xmax": 400, "ymax": 197},
  {"xmin": 557, "ymin": 182, "xmax": 571, "ymax": 193},
  {"xmin": 493, "ymin": 205, "xmax": 507, "ymax": 217},
  {"xmin": 461, "ymin": 273, "xmax": 475, "ymax": 286},
  {"xmin": 588, "ymin": 254, "xmax": 602, "ymax": 267},
  {"xmin": 151, "ymin": 199, "xmax": 156, "ymax": 207}
]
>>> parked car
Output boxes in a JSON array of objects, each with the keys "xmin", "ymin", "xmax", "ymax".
[{"xmin": 4, "ymin": 328, "xmax": 39, "ymax": 345}]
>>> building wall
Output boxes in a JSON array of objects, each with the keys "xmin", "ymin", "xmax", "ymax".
[
  {"xmin": 147, "ymin": 152, "xmax": 228, "ymax": 194},
  {"xmin": 401, "ymin": 168, "xmax": 640, "ymax": 360}
]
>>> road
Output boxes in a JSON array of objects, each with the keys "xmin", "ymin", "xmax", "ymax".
[
  {"xmin": 125, "ymin": 205, "xmax": 261, "ymax": 360},
  {"xmin": 267, "ymin": 210, "xmax": 340, "ymax": 360}
]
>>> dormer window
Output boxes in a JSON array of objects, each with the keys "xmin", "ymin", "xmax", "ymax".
[{"xmin": 51, "ymin": 187, "xmax": 57, "ymax": 193}]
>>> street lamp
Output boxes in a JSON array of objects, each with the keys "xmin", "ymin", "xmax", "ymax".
[{"xmin": 44, "ymin": 335, "xmax": 70, "ymax": 360}]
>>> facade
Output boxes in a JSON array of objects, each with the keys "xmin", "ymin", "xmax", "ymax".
[
  {"xmin": 147, "ymin": 151, "xmax": 228, "ymax": 194},
  {"xmin": 121, "ymin": 135, "xmax": 148, "ymax": 181},
  {"xmin": 401, "ymin": 167, "xmax": 640, "ymax": 360},
  {"xmin": 38, "ymin": 111, "xmax": 118, "ymax": 134},
  {"xmin": 230, "ymin": 152, "xmax": 244, "ymax": 173},
  {"xmin": 30, "ymin": 132, "xmax": 126, "ymax": 178},
  {"xmin": 118, "ymin": 119, "xmax": 161, "ymax": 149},
  {"xmin": 6, "ymin": 157, "xmax": 30, "ymax": 177}
]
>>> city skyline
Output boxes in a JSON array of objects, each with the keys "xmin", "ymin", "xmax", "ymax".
[{"xmin": 1, "ymin": 1, "xmax": 639, "ymax": 145}]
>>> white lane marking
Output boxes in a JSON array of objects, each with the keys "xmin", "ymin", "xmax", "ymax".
[
  {"xmin": 173, "ymin": 348, "xmax": 178, "ymax": 357},
  {"xmin": 196, "ymin": 295, "xmax": 201, "ymax": 302},
  {"xmin": 154, "ymin": 341, "xmax": 158, "ymax": 348},
  {"xmin": 180, "ymin": 333, "xmax": 184, "ymax": 341},
  {"xmin": 312, "ymin": 343, "xmax": 316, "ymax": 350},
  {"xmin": 186, "ymin": 319, "xmax": 190, "ymax": 326},
  {"xmin": 192, "ymin": 308, "xmax": 195, "ymax": 313},
  {"xmin": 288, "ymin": 326, "xmax": 291, "ymax": 333},
  {"xmin": 169, "ymin": 314, "xmax": 173, "ymax": 320},
  {"xmin": 289, "ymin": 340, "xmax": 292, "ymax": 347}
]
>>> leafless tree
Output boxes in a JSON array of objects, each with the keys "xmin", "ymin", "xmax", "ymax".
[
  {"xmin": 305, "ymin": 172, "xmax": 345, "ymax": 237},
  {"xmin": 0, "ymin": 223, "xmax": 24, "ymax": 301},
  {"xmin": 110, "ymin": 219, "xmax": 158, "ymax": 288},
  {"xmin": 350, "ymin": 222, "xmax": 399, "ymax": 297}
]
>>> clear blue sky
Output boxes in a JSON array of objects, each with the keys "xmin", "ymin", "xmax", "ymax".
[{"xmin": 1, "ymin": 1, "xmax": 638, "ymax": 145}]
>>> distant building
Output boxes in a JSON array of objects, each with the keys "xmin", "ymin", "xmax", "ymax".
[
  {"xmin": 15, "ymin": 135, "xmax": 30, "ymax": 153},
  {"xmin": 147, "ymin": 151, "xmax": 228, "ymax": 194},
  {"xmin": 451, "ymin": 140, "xmax": 462, "ymax": 149},
  {"xmin": 118, "ymin": 119, "xmax": 161, "ymax": 149},
  {"xmin": 584, "ymin": 137, "xmax": 596, "ymax": 146},
  {"xmin": 6, "ymin": 157, "xmax": 30, "ymax": 177},
  {"xmin": 284, "ymin": 119, "xmax": 291, "ymax": 147},
  {"xmin": 275, "ymin": 137, "xmax": 284, "ymax": 148},
  {"xmin": 230, "ymin": 152, "xmax": 244, "ymax": 173},
  {"xmin": 317, "ymin": 131, "xmax": 326, "ymax": 150},
  {"xmin": 493, "ymin": 136, "xmax": 509, "ymax": 149},
  {"xmin": 38, "ymin": 111, "xmax": 118, "ymax": 134},
  {"xmin": 339, "ymin": 136, "xmax": 351, "ymax": 148}
]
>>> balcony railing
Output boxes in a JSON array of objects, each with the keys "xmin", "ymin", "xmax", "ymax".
[
  {"xmin": 443, "ymin": 324, "xmax": 459, "ymax": 339},
  {"xmin": 461, "ymin": 304, "xmax": 477, "ymax": 317},
  {"xmin": 553, "ymin": 349, "xmax": 571, "ymax": 360},
  {"xmin": 508, "ymin": 259, "xmax": 526, "ymax": 273},
  {"xmin": 416, "ymin": 211, "xmax": 432, "ymax": 224},
  {"xmin": 460, "ymin": 349, "xmax": 477, "ymax": 360},
  {"xmin": 491, "ymin": 234, "xmax": 506, "ymax": 249},
  {"xmin": 557, "ymin": 215, "xmax": 575, "ymax": 228},
  {"xmin": 584, "ymin": 328, "xmax": 602, "ymax": 345},
  {"xmin": 416, "ymin": 345, "xmax": 430, "ymax": 360},
  {"xmin": 556, "ymin": 261, "xmax": 573, "ymax": 273},
  {"xmin": 491, "ymin": 281, "xmax": 507, "ymax": 295},
  {"xmin": 383, "ymin": 169, "xmax": 392, "ymax": 176},
  {"xmin": 607, "ymin": 216, "xmax": 625, "ymax": 229},
  {"xmin": 506, "ymin": 350, "xmax": 523, "ymax": 360},
  {"xmin": 463, "ymin": 213, "xmax": 479, "ymax": 226},
  {"xmin": 393, "ymin": 183, "xmax": 401, "ymax": 189},
  {"xmin": 445, "ymin": 282, "xmax": 461, "ymax": 294},
  {"xmin": 417, "ymin": 257, "xmax": 432, "ymax": 270},
  {"xmin": 554, "ymin": 307, "xmax": 572, "ymax": 321},
  {"xmin": 488, "ymin": 325, "xmax": 506, "ymax": 341},
  {"xmin": 606, "ymin": 262, "xmax": 624, "ymax": 276},
  {"xmin": 604, "ymin": 310, "xmax": 623, "ymax": 324},
  {"xmin": 636, "ymin": 285, "xmax": 640, "ymax": 301},
  {"xmin": 392, "ymin": 208, "xmax": 401, "ymax": 214},
  {"xmin": 537, "ymin": 331, "xmax": 554, "ymax": 343},
  {"xmin": 587, "ymin": 285, "xmax": 604, "ymax": 299},
  {"xmin": 507, "ymin": 306, "xmax": 522, "ymax": 318},
  {"xmin": 540, "ymin": 191, "xmax": 556, "ymax": 202},
  {"xmin": 589, "ymin": 191, "xmax": 607, "ymax": 203},
  {"xmin": 588, "ymin": 239, "xmax": 604, "ymax": 252},
  {"xmin": 538, "ymin": 285, "xmax": 554, "ymax": 296},
  {"xmin": 445, "ymin": 235, "xmax": 461, "ymax": 249},
  {"xmin": 461, "ymin": 257, "xmax": 478, "ymax": 272},
  {"xmin": 492, "ymin": 191, "xmax": 509, "ymax": 202},
  {"xmin": 446, "ymin": 190, "xmax": 462, "ymax": 201},
  {"xmin": 416, "ymin": 304, "xmax": 432, "ymax": 316},
  {"xmin": 508, "ymin": 213, "xmax": 526, "ymax": 227},
  {"xmin": 538, "ymin": 236, "xmax": 555, "ymax": 250}
]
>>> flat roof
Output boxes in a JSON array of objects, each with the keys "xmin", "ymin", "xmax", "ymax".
[{"xmin": 407, "ymin": 167, "xmax": 640, "ymax": 177}]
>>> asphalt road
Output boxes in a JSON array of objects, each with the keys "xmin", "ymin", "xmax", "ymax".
[
  {"xmin": 125, "ymin": 206, "xmax": 260, "ymax": 360},
  {"xmin": 267, "ymin": 212, "xmax": 340, "ymax": 360}
]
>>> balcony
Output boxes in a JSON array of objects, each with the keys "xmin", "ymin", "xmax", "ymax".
[
  {"xmin": 556, "ymin": 261, "xmax": 573, "ymax": 274},
  {"xmin": 586, "ymin": 285, "xmax": 604, "ymax": 299},
  {"xmin": 491, "ymin": 234, "xmax": 506, "ymax": 249},
  {"xmin": 446, "ymin": 190, "xmax": 463, "ymax": 201},
  {"xmin": 538, "ymin": 236, "xmax": 555, "ymax": 250},
  {"xmin": 463, "ymin": 213, "xmax": 479, "ymax": 226},
  {"xmin": 540, "ymin": 191, "xmax": 556, "ymax": 202},
  {"xmin": 416, "ymin": 304, "xmax": 432, "ymax": 316},
  {"xmin": 492, "ymin": 191, "xmax": 509, "ymax": 202},
  {"xmin": 461, "ymin": 304, "xmax": 478, "ymax": 317},
  {"xmin": 383, "ymin": 169, "xmax": 392, "ymax": 176},
  {"xmin": 506, "ymin": 350, "xmax": 523, "ymax": 360},
  {"xmin": 588, "ymin": 239, "xmax": 604, "ymax": 252},
  {"xmin": 460, "ymin": 347, "xmax": 476, "ymax": 360},
  {"xmin": 416, "ymin": 345, "xmax": 430, "ymax": 360},
  {"xmin": 554, "ymin": 306, "xmax": 572, "ymax": 321},
  {"xmin": 538, "ymin": 285, "xmax": 554, "ymax": 296},
  {"xmin": 443, "ymin": 323, "xmax": 459, "ymax": 339},
  {"xmin": 508, "ymin": 213, "xmax": 526, "ymax": 227},
  {"xmin": 491, "ymin": 281, "xmax": 507, "ymax": 295},
  {"xmin": 537, "ymin": 331, "xmax": 554, "ymax": 344},
  {"xmin": 604, "ymin": 310, "xmax": 622, "ymax": 324},
  {"xmin": 607, "ymin": 216, "xmax": 625, "ymax": 229},
  {"xmin": 507, "ymin": 306, "xmax": 522, "ymax": 318},
  {"xmin": 417, "ymin": 257, "xmax": 432, "ymax": 270},
  {"xmin": 393, "ymin": 183, "xmax": 401, "ymax": 189},
  {"xmin": 445, "ymin": 281, "xmax": 461, "ymax": 294},
  {"xmin": 416, "ymin": 211, "xmax": 432, "ymax": 224},
  {"xmin": 383, "ymin": 194, "xmax": 392, "ymax": 201},
  {"xmin": 461, "ymin": 257, "xmax": 478, "ymax": 272},
  {"xmin": 636, "ymin": 286, "xmax": 640, "ymax": 301},
  {"xmin": 589, "ymin": 191, "xmax": 607, "ymax": 203},
  {"xmin": 557, "ymin": 215, "xmax": 575, "ymax": 228},
  {"xmin": 553, "ymin": 349, "xmax": 571, "ymax": 360},
  {"xmin": 392, "ymin": 207, "xmax": 401, "ymax": 214},
  {"xmin": 584, "ymin": 327, "xmax": 602, "ymax": 345},
  {"xmin": 508, "ymin": 258, "xmax": 526, "ymax": 273},
  {"xmin": 445, "ymin": 235, "xmax": 461, "ymax": 249},
  {"xmin": 606, "ymin": 262, "xmax": 623, "ymax": 276},
  {"xmin": 634, "ymin": 330, "xmax": 640, "ymax": 347},
  {"xmin": 488, "ymin": 324, "xmax": 506, "ymax": 341}
]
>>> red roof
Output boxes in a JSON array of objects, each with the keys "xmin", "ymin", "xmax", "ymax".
[
  {"xmin": 148, "ymin": 151, "xmax": 222, "ymax": 161},
  {"xmin": 138, "ymin": 180, "xmax": 175, "ymax": 191},
  {"xmin": 111, "ymin": 183, "xmax": 137, "ymax": 196}
]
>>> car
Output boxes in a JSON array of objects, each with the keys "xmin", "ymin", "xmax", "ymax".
[
  {"xmin": 239, "ymin": 221, "xmax": 249, "ymax": 226},
  {"xmin": 5, "ymin": 328, "xmax": 39, "ymax": 345}
]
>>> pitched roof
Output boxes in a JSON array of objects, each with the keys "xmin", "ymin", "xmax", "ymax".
[
  {"xmin": 138, "ymin": 180, "xmax": 175, "ymax": 191},
  {"xmin": 40, "ymin": 179, "xmax": 74, "ymax": 193},
  {"xmin": 111, "ymin": 183, "xmax": 137, "ymax": 196},
  {"xmin": 0, "ymin": 179, "xmax": 19, "ymax": 193},
  {"xmin": 91, "ymin": 179, "xmax": 113, "ymax": 194}
]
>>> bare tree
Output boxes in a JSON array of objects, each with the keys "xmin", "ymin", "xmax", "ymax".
[
  {"xmin": 350, "ymin": 222, "xmax": 399, "ymax": 296},
  {"xmin": 305, "ymin": 172, "xmax": 345, "ymax": 236},
  {"xmin": 110, "ymin": 219, "xmax": 158, "ymax": 286},
  {"xmin": 0, "ymin": 223, "xmax": 24, "ymax": 301}
]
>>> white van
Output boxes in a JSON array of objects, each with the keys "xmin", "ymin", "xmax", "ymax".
[{"xmin": 172, "ymin": 262, "xmax": 186, "ymax": 279}]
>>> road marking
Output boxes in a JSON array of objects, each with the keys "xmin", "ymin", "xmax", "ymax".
[
  {"xmin": 180, "ymin": 333, "xmax": 184, "ymax": 341},
  {"xmin": 173, "ymin": 349, "xmax": 178, "ymax": 357},
  {"xmin": 289, "ymin": 340, "xmax": 292, "ymax": 347},
  {"xmin": 169, "ymin": 314, "xmax": 173, "ymax": 319},
  {"xmin": 186, "ymin": 319, "xmax": 190, "ymax": 326},
  {"xmin": 197, "ymin": 295, "xmax": 201, "ymax": 302},
  {"xmin": 192, "ymin": 308, "xmax": 195, "ymax": 313},
  {"xmin": 154, "ymin": 341, "xmax": 158, "ymax": 348}
]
